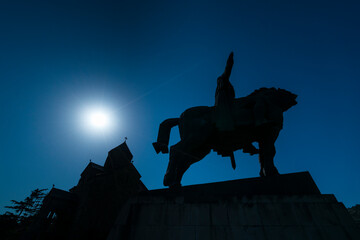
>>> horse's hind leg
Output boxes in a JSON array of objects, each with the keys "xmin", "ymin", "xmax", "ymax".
[
  {"xmin": 163, "ymin": 140, "xmax": 210, "ymax": 188},
  {"xmin": 163, "ymin": 141, "xmax": 188, "ymax": 187},
  {"xmin": 163, "ymin": 144, "xmax": 181, "ymax": 187}
]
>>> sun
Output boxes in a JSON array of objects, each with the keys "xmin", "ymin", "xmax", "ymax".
[
  {"xmin": 88, "ymin": 110, "xmax": 110, "ymax": 128},
  {"xmin": 82, "ymin": 106, "xmax": 114, "ymax": 133}
]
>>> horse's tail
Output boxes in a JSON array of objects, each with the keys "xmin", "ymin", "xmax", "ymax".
[{"xmin": 153, "ymin": 118, "xmax": 179, "ymax": 154}]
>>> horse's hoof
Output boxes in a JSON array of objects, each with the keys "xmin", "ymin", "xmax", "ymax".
[
  {"xmin": 260, "ymin": 167, "xmax": 280, "ymax": 177},
  {"xmin": 169, "ymin": 183, "xmax": 182, "ymax": 190},
  {"xmin": 269, "ymin": 167, "xmax": 280, "ymax": 176},
  {"xmin": 163, "ymin": 173, "xmax": 179, "ymax": 187},
  {"xmin": 152, "ymin": 142, "xmax": 169, "ymax": 154}
]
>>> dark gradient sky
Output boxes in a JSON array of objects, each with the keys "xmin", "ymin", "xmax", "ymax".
[{"xmin": 1, "ymin": 0, "xmax": 360, "ymax": 212}]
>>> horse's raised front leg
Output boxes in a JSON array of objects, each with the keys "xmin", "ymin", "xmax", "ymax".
[
  {"xmin": 258, "ymin": 127, "xmax": 280, "ymax": 177},
  {"xmin": 163, "ymin": 140, "xmax": 210, "ymax": 188}
]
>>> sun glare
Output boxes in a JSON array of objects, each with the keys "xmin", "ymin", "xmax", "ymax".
[
  {"xmin": 82, "ymin": 106, "xmax": 114, "ymax": 133},
  {"xmin": 89, "ymin": 111, "xmax": 109, "ymax": 128}
]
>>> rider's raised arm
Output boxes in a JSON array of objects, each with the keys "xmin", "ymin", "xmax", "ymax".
[
  {"xmin": 215, "ymin": 52, "xmax": 235, "ymax": 105},
  {"xmin": 216, "ymin": 52, "xmax": 234, "ymax": 88},
  {"xmin": 222, "ymin": 51, "xmax": 234, "ymax": 80}
]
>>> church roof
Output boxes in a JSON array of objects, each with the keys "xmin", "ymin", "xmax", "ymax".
[
  {"xmin": 80, "ymin": 162, "xmax": 104, "ymax": 177},
  {"xmin": 104, "ymin": 141, "xmax": 133, "ymax": 169}
]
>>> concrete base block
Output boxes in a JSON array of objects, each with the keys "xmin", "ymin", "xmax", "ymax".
[{"xmin": 107, "ymin": 172, "xmax": 360, "ymax": 240}]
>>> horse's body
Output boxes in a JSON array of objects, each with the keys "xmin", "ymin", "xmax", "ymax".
[{"xmin": 153, "ymin": 88, "xmax": 297, "ymax": 187}]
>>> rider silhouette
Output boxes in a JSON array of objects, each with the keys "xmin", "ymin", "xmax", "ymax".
[
  {"xmin": 215, "ymin": 52, "xmax": 268, "ymax": 129},
  {"xmin": 214, "ymin": 52, "xmax": 259, "ymax": 159},
  {"xmin": 215, "ymin": 52, "xmax": 235, "ymax": 132}
]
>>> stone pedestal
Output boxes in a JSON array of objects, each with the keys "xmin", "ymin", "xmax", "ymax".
[{"xmin": 107, "ymin": 172, "xmax": 360, "ymax": 240}]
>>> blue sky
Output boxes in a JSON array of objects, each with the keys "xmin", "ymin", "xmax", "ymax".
[{"xmin": 1, "ymin": 0, "xmax": 360, "ymax": 213}]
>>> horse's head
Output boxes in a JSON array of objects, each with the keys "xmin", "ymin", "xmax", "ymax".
[
  {"xmin": 246, "ymin": 87, "xmax": 297, "ymax": 112},
  {"xmin": 274, "ymin": 88, "xmax": 297, "ymax": 111}
]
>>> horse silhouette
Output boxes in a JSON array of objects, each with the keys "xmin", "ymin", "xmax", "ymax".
[{"xmin": 153, "ymin": 87, "xmax": 297, "ymax": 188}]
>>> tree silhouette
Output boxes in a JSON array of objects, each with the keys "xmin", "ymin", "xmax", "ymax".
[
  {"xmin": 5, "ymin": 188, "xmax": 48, "ymax": 222},
  {"xmin": 6, "ymin": 199, "xmax": 29, "ymax": 218},
  {"xmin": 30, "ymin": 188, "xmax": 48, "ymax": 214},
  {"xmin": 1, "ymin": 188, "xmax": 48, "ymax": 239}
]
